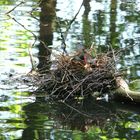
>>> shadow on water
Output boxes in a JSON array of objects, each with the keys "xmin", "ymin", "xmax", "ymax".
[
  {"xmin": 21, "ymin": 96, "xmax": 140, "ymax": 140},
  {"xmin": 1, "ymin": 0, "xmax": 140, "ymax": 139}
]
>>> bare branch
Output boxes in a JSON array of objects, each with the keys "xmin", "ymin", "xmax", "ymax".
[{"xmin": 6, "ymin": 1, "xmax": 25, "ymax": 14}]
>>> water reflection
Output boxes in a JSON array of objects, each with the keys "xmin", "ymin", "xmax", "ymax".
[
  {"xmin": 37, "ymin": 0, "xmax": 56, "ymax": 71},
  {"xmin": 82, "ymin": 0, "xmax": 92, "ymax": 47},
  {"xmin": 22, "ymin": 97, "xmax": 140, "ymax": 140},
  {"xmin": 1, "ymin": 0, "xmax": 140, "ymax": 139}
]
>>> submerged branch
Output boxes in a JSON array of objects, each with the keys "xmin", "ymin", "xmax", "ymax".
[{"xmin": 114, "ymin": 77, "xmax": 140, "ymax": 102}]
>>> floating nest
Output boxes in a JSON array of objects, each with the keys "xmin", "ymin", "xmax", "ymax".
[{"xmin": 34, "ymin": 49, "xmax": 121, "ymax": 100}]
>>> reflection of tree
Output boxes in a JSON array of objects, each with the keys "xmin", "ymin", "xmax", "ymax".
[
  {"xmin": 21, "ymin": 96, "xmax": 116, "ymax": 139},
  {"xmin": 21, "ymin": 0, "xmax": 56, "ymax": 138},
  {"xmin": 82, "ymin": 0, "xmax": 92, "ymax": 48},
  {"xmin": 21, "ymin": 96, "xmax": 140, "ymax": 139},
  {"xmin": 91, "ymin": 0, "xmax": 118, "ymax": 50},
  {"xmin": 37, "ymin": 0, "xmax": 56, "ymax": 71},
  {"xmin": 92, "ymin": 4, "xmax": 106, "ymax": 51},
  {"xmin": 22, "ymin": 99, "xmax": 48, "ymax": 140},
  {"xmin": 108, "ymin": 0, "xmax": 119, "ymax": 48}
]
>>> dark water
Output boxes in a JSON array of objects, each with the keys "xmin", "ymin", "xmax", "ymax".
[{"xmin": 0, "ymin": 0, "xmax": 140, "ymax": 139}]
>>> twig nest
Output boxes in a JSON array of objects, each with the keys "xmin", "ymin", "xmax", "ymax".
[{"xmin": 35, "ymin": 50, "xmax": 120, "ymax": 100}]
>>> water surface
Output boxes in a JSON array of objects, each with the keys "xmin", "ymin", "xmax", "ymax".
[{"xmin": 0, "ymin": 0, "xmax": 140, "ymax": 139}]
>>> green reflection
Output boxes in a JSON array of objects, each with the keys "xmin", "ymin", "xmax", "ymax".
[
  {"xmin": 1, "ymin": 0, "xmax": 140, "ymax": 140},
  {"xmin": 0, "ymin": 0, "xmax": 15, "ymax": 5},
  {"xmin": 0, "ymin": 47, "xmax": 7, "ymax": 50},
  {"xmin": 18, "ymin": 96, "xmax": 140, "ymax": 140},
  {"xmin": 129, "ymin": 79, "xmax": 140, "ymax": 91}
]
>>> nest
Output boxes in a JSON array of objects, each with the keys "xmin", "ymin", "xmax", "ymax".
[{"xmin": 35, "ymin": 50, "xmax": 121, "ymax": 100}]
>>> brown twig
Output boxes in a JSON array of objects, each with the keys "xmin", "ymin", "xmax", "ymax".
[
  {"xmin": 61, "ymin": 101, "xmax": 92, "ymax": 118},
  {"xmin": 28, "ymin": 44, "xmax": 35, "ymax": 71},
  {"xmin": 6, "ymin": 1, "xmax": 25, "ymax": 14},
  {"xmin": 56, "ymin": 0, "xmax": 84, "ymax": 54},
  {"xmin": 7, "ymin": 14, "xmax": 37, "ymax": 44}
]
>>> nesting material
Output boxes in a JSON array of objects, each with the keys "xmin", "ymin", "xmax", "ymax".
[{"xmin": 35, "ymin": 49, "xmax": 121, "ymax": 100}]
